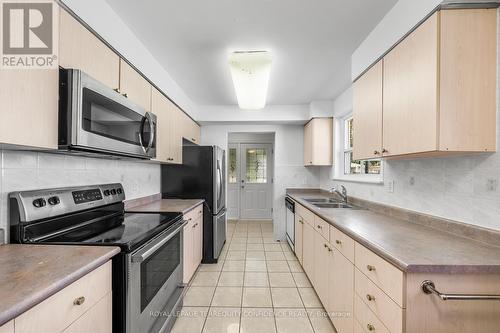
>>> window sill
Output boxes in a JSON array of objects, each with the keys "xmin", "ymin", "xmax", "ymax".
[{"xmin": 332, "ymin": 175, "xmax": 383, "ymax": 185}]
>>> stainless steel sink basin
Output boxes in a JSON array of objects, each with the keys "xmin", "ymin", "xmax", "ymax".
[
  {"xmin": 313, "ymin": 202, "xmax": 359, "ymax": 209},
  {"xmin": 303, "ymin": 198, "xmax": 342, "ymax": 204}
]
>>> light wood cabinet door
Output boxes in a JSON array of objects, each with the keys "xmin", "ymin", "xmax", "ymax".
[
  {"xmin": 353, "ymin": 60, "xmax": 383, "ymax": 160},
  {"xmin": 0, "ymin": 321, "xmax": 13, "ymax": 333},
  {"xmin": 119, "ymin": 59, "xmax": 152, "ymax": 111},
  {"xmin": 169, "ymin": 105, "xmax": 184, "ymax": 164},
  {"xmin": 294, "ymin": 214, "xmax": 304, "ymax": 264},
  {"xmin": 0, "ymin": 69, "xmax": 58, "ymax": 149},
  {"xmin": 183, "ymin": 219, "xmax": 194, "ymax": 283},
  {"xmin": 302, "ymin": 222, "xmax": 315, "ymax": 283},
  {"xmin": 62, "ymin": 293, "xmax": 112, "ymax": 333},
  {"xmin": 193, "ymin": 215, "xmax": 203, "ymax": 268},
  {"xmin": 151, "ymin": 88, "xmax": 171, "ymax": 163},
  {"xmin": 304, "ymin": 118, "xmax": 333, "ymax": 166},
  {"xmin": 313, "ymin": 231, "xmax": 330, "ymax": 307},
  {"xmin": 179, "ymin": 111, "xmax": 200, "ymax": 144},
  {"xmin": 382, "ymin": 12, "xmax": 439, "ymax": 157},
  {"xmin": 327, "ymin": 249, "xmax": 354, "ymax": 333},
  {"xmin": 303, "ymin": 121, "xmax": 313, "ymax": 166},
  {"xmin": 59, "ymin": 10, "xmax": 120, "ymax": 89}
]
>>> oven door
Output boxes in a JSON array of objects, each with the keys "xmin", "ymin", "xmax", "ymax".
[
  {"xmin": 65, "ymin": 69, "xmax": 157, "ymax": 159},
  {"xmin": 127, "ymin": 220, "xmax": 186, "ymax": 333}
]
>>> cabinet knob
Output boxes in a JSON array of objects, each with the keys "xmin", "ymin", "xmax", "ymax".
[
  {"xmin": 381, "ymin": 148, "xmax": 388, "ymax": 154},
  {"xmin": 114, "ymin": 88, "xmax": 120, "ymax": 93},
  {"xmin": 367, "ymin": 324, "xmax": 375, "ymax": 331},
  {"xmin": 367, "ymin": 265, "xmax": 376, "ymax": 272},
  {"xmin": 317, "ymin": 225, "xmax": 322, "ymax": 229},
  {"xmin": 122, "ymin": 93, "xmax": 128, "ymax": 98},
  {"xmin": 366, "ymin": 294, "xmax": 376, "ymax": 301},
  {"xmin": 192, "ymin": 138, "xmax": 196, "ymax": 142},
  {"xmin": 335, "ymin": 239, "xmax": 341, "ymax": 245},
  {"xmin": 373, "ymin": 150, "xmax": 380, "ymax": 155},
  {"xmin": 73, "ymin": 296, "xmax": 85, "ymax": 306}
]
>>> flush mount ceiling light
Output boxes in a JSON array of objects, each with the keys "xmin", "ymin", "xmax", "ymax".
[{"xmin": 228, "ymin": 51, "xmax": 272, "ymax": 110}]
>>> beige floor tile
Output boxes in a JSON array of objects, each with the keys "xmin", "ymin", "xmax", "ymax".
[
  {"xmin": 244, "ymin": 272, "xmax": 269, "ymax": 287},
  {"xmin": 307, "ymin": 309, "xmax": 336, "ymax": 333},
  {"xmin": 171, "ymin": 307, "xmax": 208, "ymax": 333},
  {"xmin": 247, "ymin": 237, "xmax": 264, "ymax": 244},
  {"xmin": 292, "ymin": 272, "xmax": 312, "ymax": 287},
  {"xmin": 198, "ymin": 261, "xmax": 224, "ymax": 272},
  {"xmin": 226, "ymin": 251, "xmax": 246, "ymax": 261},
  {"xmin": 245, "ymin": 260, "xmax": 267, "ymax": 272},
  {"xmin": 267, "ymin": 260, "xmax": 290, "ymax": 272},
  {"xmin": 265, "ymin": 251, "xmax": 286, "ymax": 261},
  {"xmin": 269, "ymin": 272, "xmax": 296, "ymax": 287},
  {"xmin": 287, "ymin": 260, "xmax": 303, "ymax": 272},
  {"xmin": 231, "ymin": 237, "xmax": 247, "ymax": 244},
  {"xmin": 183, "ymin": 286, "xmax": 215, "ymax": 306},
  {"xmin": 284, "ymin": 251, "xmax": 298, "ymax": 261},
  {"xmin": 248, "ymin": 232, "xmax": 262, "ymax": 238},
  {"xmin": 264, "ymin": 243, "xmax": 283, "ymax": 252},
  {"xmin": 242, "ymin": 287, "xmax": 272, "ymax": 307},
  {"xmin": 229, "ymin": 243, "xmax": 247, "ymax": 251},
  {"xmin": 280, "ymin": 243, "xmax": 293, "ymax": 252},
  {"xmin": 191, "ymin": 272, "xmax": 220, "ymax": 286},
  {"xmin": 246, "ymin": 251, "xmax": 266, "ymax": 260},
  {"xmin": 263, "ymin": 238, "xmax": 279, "ymax": 244},
  {"xmin": 211, "ymin": 286, "xmax": 243, "ymax": 307},
  {"xmin": 298, "ymin": 288, "xmax": 322, "ymax": 308},
  {"xmin": 271, "ymin": 288, "xmax": 303, "ymax": 308},
  {"xmin": 223, "ymin": 260, "xmax": 245, "ymax": 272},
  {"xmin": 274, "ymin": 308, "xmax": 313, "ymax": 333},
  {"xmin": 218, "ymin": 271, "xmax": 244, "ymax": 286},
  {"xmin": 203, "ymin": 307, "xmax": 241, "ymax": 333},
  {"xmin": 240, "ymin": 308, "xmax": 276, "ymax": 333},
  {"xmin": 247, "ymin": 243, "xmax": 264, "ymax": 251}
]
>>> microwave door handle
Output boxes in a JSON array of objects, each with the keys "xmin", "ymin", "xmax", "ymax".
[
  {"xmin": 145, "ymin": 112, "xmax": 155, "ymax": 152},
  {"xmin": 138, "ymin": 116, "xmax": 147, "ymax": 153}
]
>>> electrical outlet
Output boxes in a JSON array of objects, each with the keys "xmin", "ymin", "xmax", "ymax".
[
  {"xmin": 409, "ymin": 176, "xmax": 415, "ymax": 186},
  {"xmin": 487, "ymin": 179, "xmax": 498, "ymax": 192},
  {"xmin": 386, "ymin": 180, "xmax": 394, "ymax": 193}
]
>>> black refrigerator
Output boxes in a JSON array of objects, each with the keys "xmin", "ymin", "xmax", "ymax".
[{"xmin": 161, "ymin": 145, "xmax": 226, "ymax": 263}]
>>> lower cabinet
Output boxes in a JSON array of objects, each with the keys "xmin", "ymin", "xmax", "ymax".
[
  {"xmin": 11, "ymin": 261, "xmax": 112, "ymax": 333},
  {"xmin": 0, "ymin": 321, "xmax": 13, "ymax": 333},
  {"xmin": 183, "ymin": 204, "xmax": 204, "ymax": 283},
  {"xmin": 328, "ymin": 247, "xmax": 354, "ymax": 333},
  {"xmin": 302, "ymin": 221, "xmax": 315, "ymax": 284},
  {"xmin": 294, "ymin": 214, "xmax": 304, "ymax": 264},
  {"xmin": 313, "ymin": 231, "xmax": 330, "ymax": 303}
]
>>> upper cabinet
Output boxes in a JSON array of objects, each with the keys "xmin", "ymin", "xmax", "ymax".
[
  {"xmin": 119, "ymin": 60, "xmax": 152, "ymax": 111},
  {"xmin": 353, "ymin": 61, "xmax": 383, "ymax": 160},
  {"xmin": 179, "ymin": 112, "xmax": 201, "ymax": 145},
  {"xmin": 354, "ymin": 8, "xmax": 497, "ymax": 159},
  {"xmin": 59, "ymin": 10, "xmax": 120, "ymax": 89},
  {"xmin": 304, "ymin": 118, "xmax": 333, "ymax": 166}
]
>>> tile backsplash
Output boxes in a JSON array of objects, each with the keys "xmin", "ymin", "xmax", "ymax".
[{"xmin": 0, "ymin": 150, "xmax": 161, "ymax": 243}]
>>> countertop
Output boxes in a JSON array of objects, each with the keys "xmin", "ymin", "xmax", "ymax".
[
  {"xmin": 126, "ymin": 198, "xmax": 205, "ymax": 214},
  {"xmin": 287, "ymin": 189, "xmax": 500, "ymax": 274},
  {"xmin": 0, "ymin": 244, "xmax": 120, "ymax": 326}
]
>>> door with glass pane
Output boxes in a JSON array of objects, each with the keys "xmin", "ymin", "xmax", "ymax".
[
  {"xmin": 227, "ymin": 144, "xmax": 240, "ymax": 219},
  {"xmin": 240, "ymin": 143, "xmax": 273, "ymax": 219}
]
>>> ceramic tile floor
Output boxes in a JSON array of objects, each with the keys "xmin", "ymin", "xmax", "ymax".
[{"xmin": 171, "ymin": 220, "xmax": 336, "ymax": 333}]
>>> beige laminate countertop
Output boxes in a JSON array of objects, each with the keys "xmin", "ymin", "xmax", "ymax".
[
  {"xmin": 0, "ymin": 244, "xmax": 119, "ymax": 326},
  {"xmin": 287, "ymin": 189, "xmax": 500, "ymax": 274},
  {"xmin": 127, "ymin": 199, "xmax": 205, "ymax": 214}
]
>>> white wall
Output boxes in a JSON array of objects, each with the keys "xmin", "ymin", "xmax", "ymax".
[
  {"xmin": 197, "ymin": 105, "xmax": 310, "ymax": 123},
  {"xmin": 202, "ymin": 124, "xmax": 321, "ymax": 239},
  {"xmin": 0, "ymin": 150, "xmax": 160, "ymax": 242}
]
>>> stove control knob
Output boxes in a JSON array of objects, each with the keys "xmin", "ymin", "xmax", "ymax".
[
  {"xmin": 116, "ymin": 188, "xmax": 122, "ymax": 194},
  {"xmin": 103, "ymin": 190, "xmax": 111, "ymax": 196},
  {"xmin": 32, "ymin": 198, "xmax": 46, "ymax": 208},
  {"xmin": 111, "ymin": 189, "xmax": 117, "ymax": 195},
  {"xmin": 48, "ymin": 196, "xmax": 60, "ymax": 205}
]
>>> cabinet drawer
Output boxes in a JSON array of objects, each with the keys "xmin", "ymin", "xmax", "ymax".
[
  {"xmin": 16, "ymin": 262, "xmax": 112, "ymax": 333},
  {"xmin": 296, "ymin": 204, "xmax": 315, "ymax": 227},
  {"xmin": 314, "ymin": 216, "xmax": 329, "ymax": 241},
  {"xmin": 330, "ymin": 226, "xmax": 354, "ymax": 262},
  {"xmin": 184, "ymin": 204, "xmax": 203, "ymax": 223},
  {"xmin": 355, "ymin": 243, "xmax": 404, "ymax": 306},
  {"xmin": 354, "ymin": 294, "xmax": 390, "ymax": 333},
  {"xmin": 0, "ymin": 321, "xmax": 13, "ymax": 333},
  {"xmin": 62, "ymin": 292, "xmax": 112, "ymax": 333},
  {"xmin": 355, "ymin": 268, "xmax": 403, "ymax": 333}
]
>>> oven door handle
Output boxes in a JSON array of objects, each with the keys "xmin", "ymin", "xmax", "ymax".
[{"xmin": 131, "ymin": 220, "xmax": 188, "ymax": 263}]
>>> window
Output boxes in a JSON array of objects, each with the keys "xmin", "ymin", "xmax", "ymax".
[
  {"xmin": 342, "ymin": 116, "xmax": 381, "ymax": 175},
  {"xmin": 228, "ymin": 147, "xmax": 237, "ymax": 183},
  {"xmin": 245, "ymin": 148, "xmax": 267, "ymax": 183}
]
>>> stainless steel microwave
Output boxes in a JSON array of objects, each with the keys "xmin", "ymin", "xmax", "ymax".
[{"xmin": 59, "ymin": 69, "xmax": 157, "ymax": 159}]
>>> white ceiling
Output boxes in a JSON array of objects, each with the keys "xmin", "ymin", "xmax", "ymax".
[{"xmin": 105, "ymin": 0, "xmax": 397, "ymax": 106}]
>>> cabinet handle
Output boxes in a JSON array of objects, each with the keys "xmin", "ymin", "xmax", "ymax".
[
  {"xmin": 192, "ymin": 138, "xmax": 196, "ymax": 142},
  {"xmin": 73, "ymin": 296, "xmax": 85, "ymax": 306},
  {"xmin": 367, "ymin": 324, "xmax": 375, "ymax": 331},
  {"xmin": 381, "ymin": 148, "xmax": 388, "ymax": 154},
  {"xmin": 366, "ymin": 294, "xmax": 376, "ymax": 301},
  {"xmin": 317, "ymin": 225, "xmax": 322, "ymax": 229},
  {"xmin": 114, "ymin": 88, "xmax": 121, "ymax": 93},
  {"xmin": 367, "ymin": 265, "xmax": 376, "ymax": 272},
  {"xmin": 188, "ymin": 217, "xmax": 193, "ymax": 221},
  {"xmin": 335, "ymin": 239, "xmax": 341, "ymax": 245},
  {"xmin": 122, "ymin": 93, "xmax": 128, "ymax": 98},
  {"xmin": 373, "ymin": 150, "xmax": 380, "ymax": 155},
  {"xmin": 299, "ymin": 219, "xmax": 304, "ymax": 224}
]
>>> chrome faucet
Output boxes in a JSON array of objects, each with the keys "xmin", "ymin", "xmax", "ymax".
[{"xmin": 330, "ymin": 185, "xmax": 347, "ymax": 203}]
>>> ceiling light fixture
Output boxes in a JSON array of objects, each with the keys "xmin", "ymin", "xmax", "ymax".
[{"xmin": 228, "ymin": 51, "xmax": 272, "ymax": 110}]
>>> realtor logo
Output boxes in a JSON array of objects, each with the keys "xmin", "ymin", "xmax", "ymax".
[{"xmin": 1, "ymin": 0, "xmax": 58, "ymax": 69}]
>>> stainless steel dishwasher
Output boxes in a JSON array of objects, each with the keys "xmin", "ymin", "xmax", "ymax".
[{"xmin": 285, "ymin": 197, "xmax": 295, "ymax": 251}]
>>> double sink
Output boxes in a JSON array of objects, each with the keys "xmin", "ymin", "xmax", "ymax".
[{"xmin": 302, "ymin": 197, "xmax": 361, "ymax": 209}]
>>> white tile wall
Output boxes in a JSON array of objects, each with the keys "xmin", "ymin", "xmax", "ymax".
[{"xmin": 0, "ymin": 150, "xmax": 161, "ymax": 242}]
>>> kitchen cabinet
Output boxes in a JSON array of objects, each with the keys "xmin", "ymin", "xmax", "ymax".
[
  {"xmin": 303, "ymin": 118, "xmax": 333, "ymax": 166},
  {"xmin": 183, "ymin": 204, "xmax": 203, "ymax": 283},
  {"xmin": 302, "ymin": 221, "xmax": 315, "ymax": 284},
  {"xmin": 353, "ymin": 60, "xmax": 383, "ymax": 160},
  {"xmin": 0, "ymin": 321, "xmax": 13, "ymax": 333},
  {"xmin": 314, "ymin": 231, "xmax": 330, "ymax": 306},
  {"xmin": 179, "ymin": 111, "xmax": 201, "ymax": 144},
  {"xmin": 294, "ymin": 214, "xmax": 304, "ymax": 264},
  {"xmin": 119, "ymin": 59, "xmax": 152, "ymax": 111},
  {"xmin": 328, "ymin": 247, "xmax": 354, "ymax": 333},
  {"xmin": 354, "ymin": 8, "xmax": 496, "ymax": 159},
  {"xmin": 59, "ymin": 9, "xmax": 120, "ymax": 89},
  {"xmin": 15, "ymin": 261, "xmax": 112, "ymax": 333}
]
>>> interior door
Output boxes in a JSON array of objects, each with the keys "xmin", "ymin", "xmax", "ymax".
[
  {"xmin": 227, "ymin": 144, "xmax": 240, "ymax": 219},
  {"xmin": 240, "ymin": 143, "xmax": 273, "ymax": 219}
]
